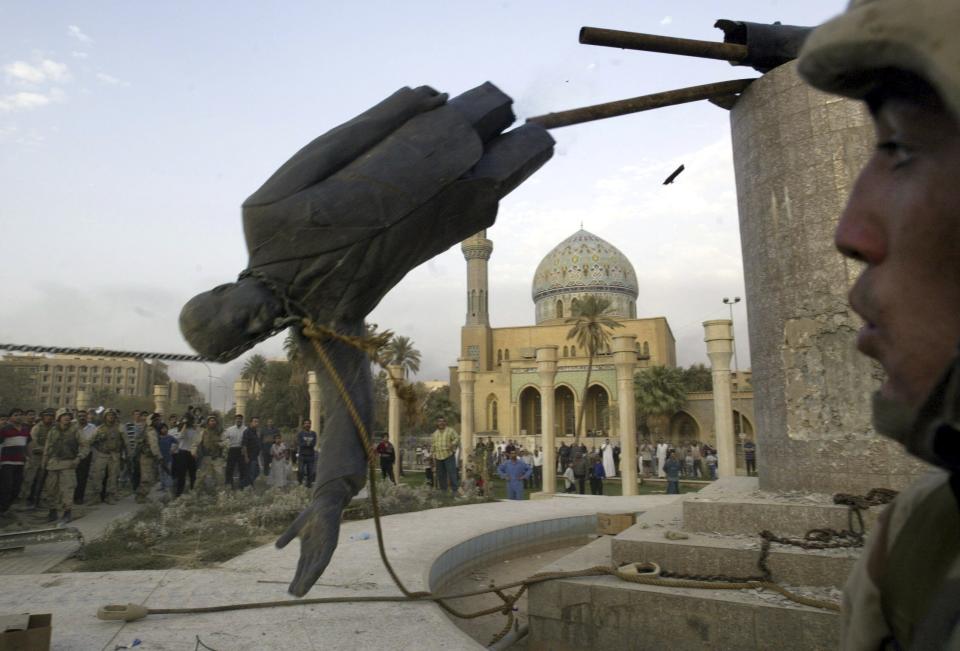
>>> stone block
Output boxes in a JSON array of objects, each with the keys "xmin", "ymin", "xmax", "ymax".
[
  {"xmin": 612, "ymin": 527, "xmax": 856, "ymax": 588},
  {"xmin": 528, "ymin": 576, "xmax": 840, "ymax": 651},
  {"xmin": 683, "ymin": 497, "xmax": 881, "ymax": 537}
]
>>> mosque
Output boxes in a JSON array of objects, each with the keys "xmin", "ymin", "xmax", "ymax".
[{"xmin": 448, "ymin": 228, "xmax": 755, "ymax": 455}]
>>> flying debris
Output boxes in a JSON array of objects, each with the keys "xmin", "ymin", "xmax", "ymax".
[{"xmin": 663, "ymin": 164, "xmax": 685, "ymax": 185}]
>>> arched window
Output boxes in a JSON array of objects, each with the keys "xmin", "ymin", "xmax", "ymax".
[
  {"xmin": 563, "ymin": 346, "xmax": 569, "ymax": 357},
  {"xmin": 570, "ymin": 346, "xmax": 576, "ymax": 357},
  {"xmin": 489, "ymin": 399, "xmax": 498, "ymax": 431},
  {"xmin": 629, "ymin": 302, "xmax": 636, "ymax": 319},
  {"xmin": 497, "ymin": 349, "xmax": 503, "ymax": 364},
  {"xmin": 571, "ymin": 298, "xmax": 580, "ymax": 316},
  {"xmin": 643, "ymin": 341, "xmax": 650, "ymax": 356},
  {"xmin": 504, "ymin": 349, "xmax": 510, "ymax": 361},
  {"xmin": 479, "ymin": 290, "xmax": 485, "ymax": 314},
  {"xmin": 556, "ymin": 300, "xmax": 564, "ymax": 319},
  {"xmin": 470, "ymin": 290, "xmax": 476, "ymax": 316}
]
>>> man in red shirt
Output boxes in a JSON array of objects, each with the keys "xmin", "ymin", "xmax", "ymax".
[
  {"xmin": 375, "ymin": 433, "xmax": 396, "ymax": 484},
  {"xmin": 0, "ymin": 408, "xmax": 29, "ymax": 519}
]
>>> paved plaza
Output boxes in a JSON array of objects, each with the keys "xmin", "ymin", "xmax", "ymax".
[{"xmin": 1, "ymin": 494, "xmax": 677, "ymax": 650}]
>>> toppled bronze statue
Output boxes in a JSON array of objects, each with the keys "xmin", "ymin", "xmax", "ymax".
[{"xmin": 179, "ymin": 82, "xmax": 554, "ymax": 596}]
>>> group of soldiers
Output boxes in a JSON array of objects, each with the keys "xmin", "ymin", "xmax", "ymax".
[
  {"xmin": 0, "ymin": 406, "xmax": 199, "ymax": 525},
  {"xmin": 0, "ymin": 407, "xmax": 141, "ymax": 525}
]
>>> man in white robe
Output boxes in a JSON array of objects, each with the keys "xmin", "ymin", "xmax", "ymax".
[
  {"xmin": 656, "ymin": 440, "xmax": 669, "ymax": 478},
  {"xmin": 601, "ymin": 439, "xmax": 616, "ymax": 478}
]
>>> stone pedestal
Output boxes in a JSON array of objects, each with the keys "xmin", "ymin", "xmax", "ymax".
[
  {"xmin": 233, "ymin": 379, "xmax": 249, "ymax": 419},
  {"xmin": 387, "ymin": 364, "xmax": 404, "ymax": 484},
  {"xmin": 704, "ymin": 320, "xmax": 736, "ymax": 478},
  {"xmin": 612, "ymin": 334, "xmax": 638, "ymax": 495},
  {"xmin": 731, "ymin": 60, "xmax": 926, "ymax": 493},
  {"xmin": 307, "ymin": 371, "xmax": 322, "ymax": 434},
  {"xmin": 457, "ymin": 358, "xmax": 476, "ymax": 484},
  {"xmin": 153, "ymin": 384, "xmax": 169, "ymax": 417},
  {"xmin": 537, "ymin": 346, "xmax": 558, "ymax": 493}
]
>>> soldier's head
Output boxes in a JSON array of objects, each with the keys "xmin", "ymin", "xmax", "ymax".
[
  {"xmin": 801, "ymin": 0, "xmax": 960, "ymax": 409},
  {"xmin": 40, "ymin": 408, "xmax": 54, "ymax": 425},
  {"xmin": 55, "ymin": 408, "xmax": 72, "ymax": 428},
  {"xmin": 206, "ymin": 415, "xmax": 219, "ymax": 430},
  {"xmin": 104, "ymin": 409, "xmax": 117, "ymax": 425}
]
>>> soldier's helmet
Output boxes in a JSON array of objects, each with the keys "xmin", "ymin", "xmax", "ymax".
[
  {"xmin": 798, "ymin": 0, "xmax": 960, "ymax": 120},
  {"xmin": 54, "ymin": 408, "xmax": 72, "ymax": 421}
]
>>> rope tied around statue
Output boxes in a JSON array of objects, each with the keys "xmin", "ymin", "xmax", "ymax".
[{"xmin": 96, "ymin": 315, "xmax": 898, "ymax": 643}]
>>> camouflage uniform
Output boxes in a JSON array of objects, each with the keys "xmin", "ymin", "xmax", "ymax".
[
  {"xmin": 195, "ymin": 425, "xmax": 224, "ymax": 491},
  {"xmin": 798, "ymin": 1, "xmax": 960, "ymax": 646},
  {"xmin": 136, "ymin": 422, "xmax": 162, "ymax": 501},
  {"xmin": 43, "ymin": 420, "xmax": 82, "ymax": 513},
  {"xmin": 20, "ymin": 417, "xmax": 53, "ymax": 501},
  {"xmin": 90, "ymin": 417, "xmax": 127, "ymax": 502}
]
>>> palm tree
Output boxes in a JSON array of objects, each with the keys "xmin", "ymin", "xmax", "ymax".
[
  {"xmin": 241, "ymin": 353, "xmax": 268, "ymax": 397},
  {"xmin": 565, "ymin": 295, "xmax": 623, "ymax": 443},
  {"xmin": 385, "ymin": 335, "xmax": 422, "ymax": 379},
  {"xmin": 633, "ymin": 365, "xmax": 688, "ymax": 439}
]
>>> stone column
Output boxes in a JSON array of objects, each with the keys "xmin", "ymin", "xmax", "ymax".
[
  {"xmin": 233, "ymin": 379, "xmax": 249, "ymax": 419},
  {"xmin": 613, "ymin": 334, "xmax": 639, "ymax": 495},
  {"xmin": 153, "ymin": 384, "xmax": 170, "ymax": 417},
  {"xmin": 457, "ymin": 358, "xmax": 476, "ymax": 484},
  {"xmin": 76, "ymin": 389, "xmax": 91, "ymax": 412},
  {"xmin": 731, "ymin": 61, "xmax": 925, "ymax": 492},
  {"xmin": 307, "ymin": 371, "xmax": 322, "ymax": 433},
  {"xmin": 537, "ymin": 346, "xmax": 558, "ymax": 493},
  {"xmin": 387, "ymin": 364, "xmax": 404, "ymax": 484},
  {"xmin": 704, "ymin": 320, "xmax": 735, "ymax": 478}
]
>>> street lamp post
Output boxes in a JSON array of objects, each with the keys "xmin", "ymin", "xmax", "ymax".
[{"xmin": 722, "ymin": 296, "xmax": 743, "ymax": 445}]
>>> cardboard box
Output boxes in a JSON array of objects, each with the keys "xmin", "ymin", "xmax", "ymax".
[
  {"xmin": 0, "ymin": 613, "xmax": 52, "ymax": 651},
  {"xmin": 597, "ymin": 512, "xmax": 636, "ymax": 535}
]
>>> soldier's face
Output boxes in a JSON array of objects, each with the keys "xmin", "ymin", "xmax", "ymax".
[
  {"xmin": 58, "ymin": 414, "xmax": 72, "ymax": 428},
  {"xmin": 837, "ymin": 88, "xmax": 960, "ymax": 407},
  {"xmin": 105, "ymin": 413, "xmax": 116, "ymax": 424},
  {"xmin": 42, "ymin": 415, "xmax": 53, "ymax": 425}
]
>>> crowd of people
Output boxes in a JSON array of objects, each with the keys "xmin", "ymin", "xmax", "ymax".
[
  {"xmin": 1, "ymin": 402, "xmax": 760, "ymax": 525},
  {"xmin": 411, "ymin": 417, "xmax": 755, "ymax": 501},
  {"xmin": 0, "ymin": 405, "xmax": 327, "ymax": 526}
]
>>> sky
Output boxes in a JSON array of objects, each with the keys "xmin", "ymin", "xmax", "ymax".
[{"xmin": 0, "ymin": 1, "xmax": 847, "ymax": 410}]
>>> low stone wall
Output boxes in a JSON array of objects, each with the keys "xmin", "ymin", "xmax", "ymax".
[{"xmin": 428, "ymin": 514, "xmax": 600, "ymax": 591}]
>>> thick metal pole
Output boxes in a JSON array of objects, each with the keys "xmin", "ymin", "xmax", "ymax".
[
  {"xmin": 580, "ymin": 27, "xmax": 748, "ymax": 62},
  {"xmin": 526, "ymin": 79, "xmax": 754, "ymax": 130}
]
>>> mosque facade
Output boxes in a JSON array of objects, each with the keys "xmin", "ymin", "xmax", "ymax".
[{"xmin": 449, "ymin": 229, "xmax": 755, "ymax": 452}]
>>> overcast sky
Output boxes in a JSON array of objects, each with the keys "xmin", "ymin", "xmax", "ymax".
[{"xmin": 1, "ymin": 1, "xmax": 846, "ymax": 409}]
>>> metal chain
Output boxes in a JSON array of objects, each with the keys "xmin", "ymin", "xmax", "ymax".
[
  {"xmin": 0, "ymin": 343, "xmax": 210, "ymax": 363},
  {"xmin": 660, "ymin": 488, "xmax": 898, "ymax": 586}
]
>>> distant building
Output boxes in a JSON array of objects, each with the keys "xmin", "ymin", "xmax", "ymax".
[
  {"xmin": 450, "ymin": 228, "xmax": 755, "ymax": 450},
  {"xmin": 0, "ymin": 353, "xmax": 166, "ymax": 409}
]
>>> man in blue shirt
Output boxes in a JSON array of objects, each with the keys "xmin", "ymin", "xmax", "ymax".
[
  {"xmin": 497, "ymin": 450, "xmax": 532, "ymax": 500},
  {"xmin": 296, "ymin": 420, "xmax": 318, "ymax": 488}
]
